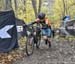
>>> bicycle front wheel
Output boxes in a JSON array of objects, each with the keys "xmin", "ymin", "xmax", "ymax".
[{"xmin": 26, "ymin": 37, "xmax": 34, "ymax": 56}]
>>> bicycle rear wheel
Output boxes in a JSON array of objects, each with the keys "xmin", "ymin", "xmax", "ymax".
[{"xmin": 36, "ymin": 37, "xmax": 41, "ymax": 48}]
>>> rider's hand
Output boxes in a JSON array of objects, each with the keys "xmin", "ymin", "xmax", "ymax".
[
  {"xmin": 35, "ymin": 18, "xmax": 40, "ymax": 22},
  {"xmin": 40, "ymin": 24, "xmax": 43, "ymax": 28}
]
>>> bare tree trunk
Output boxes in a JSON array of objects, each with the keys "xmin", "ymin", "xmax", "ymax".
[
  {"xmin": 65, "ymin": 0, "xmax": 68, "ymax": 15},
  {"xmin": 14, "ymin": 0, "xmax": 18, "ymax": 10},
  {"xmin": 4, "ymin": 0, "xmax": 12, "ymax": 11},
  {"xmin": 0, "ymin": 0, "xmax": 3, "ymax": 10},
  {"xmin": 31, "ymin": 0, "xmax": 37, "ymax": 18},
  {"xmin": 38, "ymin": 0, "xmax": 42, "ymax": 14},
  {"xmin": 21, "ymin": 0, "xmax": 26, "ymax": 11},
  {"xmin": 62, "ymin": 0, "xmax": 66, "ymax": 17},
  {"xmin": 21, "ymin": 0, "xmax": 26, "ymax": 5}
]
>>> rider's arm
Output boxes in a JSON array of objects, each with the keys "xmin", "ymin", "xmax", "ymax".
[
  {"xmin": 27, "ymin": 21, "xmax": 38, "ymax": 27},
  {"xmin": 30, "ymin": 18, "xmax": 40, "ymax": 25},
  {"xmin": 30, "ymin": 21, "xmax": 37, "ymax": 25},
  {"xmin": 45, "ymin": 18, "xmax": 51, "ymax": 28}
]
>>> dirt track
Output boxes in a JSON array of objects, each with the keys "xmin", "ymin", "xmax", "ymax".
[{"xmin": 13, "ymin": 38, "xmax": 75, "ymax": 64}]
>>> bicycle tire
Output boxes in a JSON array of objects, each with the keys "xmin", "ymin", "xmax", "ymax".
[{"xmin": 26, "ymin": 36, "xmax": 34, "ymax": 56}]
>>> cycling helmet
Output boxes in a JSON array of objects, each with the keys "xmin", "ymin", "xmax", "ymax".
[{"xmin": 38, "ymin": 13, "xmax": 45, "ymax": 19}]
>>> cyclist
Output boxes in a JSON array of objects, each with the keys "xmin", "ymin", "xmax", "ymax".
[
  {"xmin": 62, "ymin": 16, "xmax": 71, "ymax": 27},
  {"xmin": 31, "ymin": 12, "xmax": 52, "ymax": 48}
]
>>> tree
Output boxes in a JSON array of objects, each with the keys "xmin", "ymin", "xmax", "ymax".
[
  {"xmin": 31, "ymin": 0, "xmax": 42, "ymax": 18},
  {"xmin": 51, "ymin": 0, "xmax": 75, "ymax": 28},
  {"xmin": 38, "ymin": 0, "xmax": 42, "ymax": 14},
  {"xmin": 14, "ymin": 0, "xmax": 18, "ymax": 10},
  {"xmin": 31, "ymin": 0, "xmax": 37, "ymax": 18},
  {"xmin": 0, "ymin": 0, "xmax": 2, "ymax": 10},
  {"xmin": 52, "ymin": 0, "xmax": 75, "ymax": 20},
  {"xmin": 4, "ymin": 0, "xmax": 12, "ymax": 10}
]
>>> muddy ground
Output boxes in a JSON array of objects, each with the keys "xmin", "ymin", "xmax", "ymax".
[{"xmin": 13, "ymin": 38, "xmax": 75, "ymax": 64}]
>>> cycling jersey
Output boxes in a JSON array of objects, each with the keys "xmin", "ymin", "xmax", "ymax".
[{"xmin": 35, "ymin": 18, "xmax": 51, "ymax": 28}]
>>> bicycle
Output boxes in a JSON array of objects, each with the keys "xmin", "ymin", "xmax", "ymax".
[
  {"xmin": 25, "ymin": 24, "xmax": 35, "ymax": 56},
  {"xmin": 25, "ymin": 23, "xmax": 54, "ymax": 56}
]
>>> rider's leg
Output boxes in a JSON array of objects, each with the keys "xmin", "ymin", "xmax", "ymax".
[
  {"xmin": 43, "ymin": 36, "xmax": 48, "ymax": 44},
  {"xmin": 41, "ymin": 29, "xmax": 48, "ymax": 44},
  {"xmin": 48, "ymin": 38, "xmax": 51, "ymax": 47},
  {"xmin": 42, "ymin": 28, "xmax": 51, "ymax": 47},
  {"xmin": 45, "ymin": 39, "xmax": 48, "ymax": 45},
  {"xmin": 47, "ymin": 28, "xmax": 51, "ymax": 48},
  {"xmin": 43, "ymin": 36, "xmax": 51, "ymax": 47}
]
